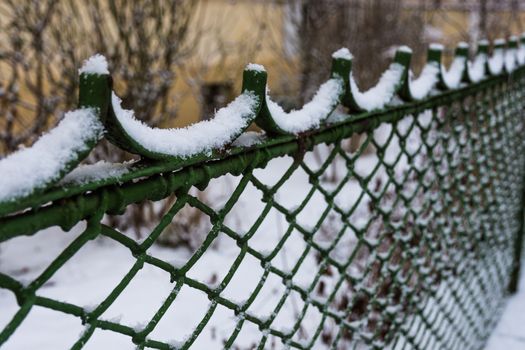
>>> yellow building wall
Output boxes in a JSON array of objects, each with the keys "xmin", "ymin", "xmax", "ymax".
[{"xmin": 166, "ymin": 0, "xmax": 289, "ymax": 127}]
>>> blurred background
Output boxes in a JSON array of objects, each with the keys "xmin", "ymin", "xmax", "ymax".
[{"xmin": 1, "ymin": 0, "xmax": 524, "ymax": 157}]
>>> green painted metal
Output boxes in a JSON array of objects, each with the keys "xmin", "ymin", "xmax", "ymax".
[
  {"xmin": 255, "ymin": 54, "xmax": 347, "ymax": 136},
  {"xmin": 104, "ymin": 67, "xmax": 267, "ymax": 160},
  {"xmin": 0, "ymin": 72, "xmax": 111, "ymax": 206},
  {"xmin": 1, "ymin": 36, "xmax": 525, "ymax": 349}
]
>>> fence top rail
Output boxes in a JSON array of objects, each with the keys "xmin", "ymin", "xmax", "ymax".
[{"xmin": 0, "ymin": 36, "xmax": 524, "ymax": 239}]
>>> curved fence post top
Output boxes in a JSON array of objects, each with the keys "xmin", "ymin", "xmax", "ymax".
[
  {"xmin": 0, "ymin": 55, "xmax": 111, "ymax": 208},
  {"xmin": 102, "ymin": 62, "xmax": 266, "ymax": 161},
  {"xmin": 478, "ymin": 39, "xmax": 490, "ymax": 53},
  {"xmin": 254, "ymin": 48, "xmax": 348, "ymax": 136}
]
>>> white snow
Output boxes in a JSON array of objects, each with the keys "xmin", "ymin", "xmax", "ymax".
[
  {"xmin": 442, "ymin": 56, "xmax": 466, "ymax": 88},
  {"xmin": 231, "ymin": 131, "xmax": 266, "ymax": 148},
  {"xmin": 519, "ymin": 34, "xmax": 525, "ymax": 65},
  {"xmin": 467, "ymin": 53, "xmax": 487, "ymax": 82},
  {"xmin": 111, "ymin": 91, "xmax": 258, "ymax": 158},
  {"xmin": 429, "ymin": 43, "xmax": 444, "ymax": 51},
  {"xmin": 409, "ymin": 62, "xmax": 440, "ymax": 100},
  {"xmin": 505, "ymin": 47, "xmax": 517, "ymax": 73},
  {"xmin": 78, "ymin": 54, "xmax": 109, "ymax": 75},
  {"xmin": 517, "ymin": 45, "xmax": 525, "ymax": 65},
  {"xmin": 350, "ymin": 63, "xmax": 405, "ymax": 111},
  {"xmin": 488, "ymin": 47, "xmax": 505, "ymax": 75},
  {"xmin": 59, "ymin": 160, "xmax": 133, "ymax": 186},
  {"xmin": 0, "ymin": 108, "xmax": 103, "ymax": 202},
  {"xmin": 245, "ymin": 63, "xmax": 265, "ymax": 72},
  {"xmin": 331, "ymin": 48, "xmax": 353, "ymax": 60},
  {"xmin": 398, "ymin": 45, "xmax": 413, "ymax": 54},
  {"xmin": 266, "ymin": 78, "xmax": 343, "ymax": 134},
  {"xmin": 325, "ymin": 106, "xmax": 351, "ymax": 124},
  {"xmin": 486, "ymin": 258, "xmax": 525, "ymax": 350},
  {"xmin": 479, "ymin": 39, "xmax": 489, "ymax": 46}
]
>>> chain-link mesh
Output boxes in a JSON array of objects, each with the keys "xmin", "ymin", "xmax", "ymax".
[{"xmin": 1, "ymin": 72, "xmax": 525, "ymax": 349}]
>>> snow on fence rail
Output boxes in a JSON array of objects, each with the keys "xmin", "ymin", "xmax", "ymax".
[{"xmin": 1, "ymin": 35, "xmax": 525, "ymax": 349}]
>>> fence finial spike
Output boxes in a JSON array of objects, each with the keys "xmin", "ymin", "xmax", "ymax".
[
  {"xmin": 330, "ymin": 47, "xmax": 352, "ymax": 107},
  {"xmin": 428, "ymin": 43, "xmax": 443, "ymax": 64},
  {"xmin": 78, "ymin": 54, "xmax": 109, "ymax": 76},
  {"xmin": 509, "ymin": 36, "xmax": 519, "ymax": 48},
  {"xmin": 332, "ymin": 48, "xmax": 353, "ymax": 61},
  {"xmin": 394, "ymin": 46, "xmax": 412, "ymax": 67},
  {"xmin": 242, "ymin": 63, "xmax": 267, "ymax": 100}
]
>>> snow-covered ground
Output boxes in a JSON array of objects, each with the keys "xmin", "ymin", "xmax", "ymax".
[
  {"xmin": 2, "ymin": 224, "xmax": 523, "ymax": 349},
  {"xmin": 485, "ymin": 257, "xmax": 525, "ymax": 350}
]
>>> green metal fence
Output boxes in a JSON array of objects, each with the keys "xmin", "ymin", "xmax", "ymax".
[{"xmin": 1, "ymin": 36, "xmax": 525, "ymax": 349}]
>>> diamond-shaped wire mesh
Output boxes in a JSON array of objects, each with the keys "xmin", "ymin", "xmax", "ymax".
[{"xmin": 0, "ymin": 75, "xmax": 524, "ymax": 349}]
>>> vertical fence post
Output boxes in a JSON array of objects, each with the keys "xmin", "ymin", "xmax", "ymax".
[{"xmin": 509, "ymin": 184, "xmax": 525, "ymax": 294}]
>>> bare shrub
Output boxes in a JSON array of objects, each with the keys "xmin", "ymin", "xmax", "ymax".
[{"xmin": 0, "ymin": 0, "xmax": 198, "ymax": 154}]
